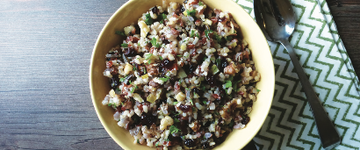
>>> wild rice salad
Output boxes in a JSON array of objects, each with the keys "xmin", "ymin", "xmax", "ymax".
[{"xmin": 102, "ymin": 0, "xmax": 261, "ymax": 149}]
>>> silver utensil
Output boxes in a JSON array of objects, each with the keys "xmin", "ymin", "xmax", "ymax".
[{"xmin": 253, "ymin": 0, "xmax": 341, "ymax": 149}]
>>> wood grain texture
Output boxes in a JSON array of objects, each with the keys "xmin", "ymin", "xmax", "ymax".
[
  {"xmin": 326, "ymin": 0, "xmax": 360, "ymax": 78},
  {"xmin": 0, "ymin": 0, "xmax": 125, "ymax": 149},
  {"xmin": 0, "ymin": 0, "xmax": 359, "ymax": 149}
]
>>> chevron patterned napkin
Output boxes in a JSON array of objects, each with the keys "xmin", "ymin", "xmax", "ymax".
[{"xmin": 233, "ymin": 0, "xmax": 360, "ymax": 149}]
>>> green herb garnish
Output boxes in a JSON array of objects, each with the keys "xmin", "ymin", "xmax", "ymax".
[
  {"xmin": 198, "ymin": 1, "xmax": 204, "ymax": 6},
  {"xmin": 174, "ymin": 118, "xmax": 180, "ymax": 123},
  {"xmin": 205, "ymin": 29, "xmax": 213, "ymax": 39},
  {"xmin": 190, "ymin": 30, "xmax": 195, "ymax": 37},
  {"xmin": 189, "ymin": 99, "xmax": 194, "ymax": 105},
  {"xmin": 119, "ymin": 77, "xmax": 126, "ymax": 82},
  {"xmin": 213, "ymin": 32, "xmax": 223, "ymax": 43},
  {"xmin": 130, "ymin": 85, "xmax": 137, "ymax": 93},
  {"xmin": 155, "ymin": 142, "xmax": 159, "ymax": 147},
  {"xmin": 169, "ymin": 125, "xmax": 181, "ymax": 134},
  {"xmin": 145, "ymin": 13, "xmax": 153, "ymax": 25},
  {"xmin": 151, "ymin": 37, "xmax": 161, "ymax": 48},
  {"xmin": 121, "ymin": 43, "xmax": 128, "ymax": 48},
  {"xmin": 186, "ymin": 9, "xmax": 196, "ymax": 17},
  {"xmin": 174, "ymin": 101, "xmax": 178, "ymax": 105},
  {"xmin": 115, "ymin": 31, "xmax": 126, "ymax": 36},
  {"xmin": 159, "ymin": 76, "xmax": 170, "ymax": 82},
  {"xmin": 159, "ymin": 13, "xmax": 167, "ymax": 24},
  {"xmin": 225, "ymin": 80, "xmax": 232, "ymax": 88},
  {"xmin": 107, "ymin": 103, "xmax": 115, "ymax": 107},
  {"xmin": 226, "ymin": 36, "xmax": 234, "ymax": 41},
  {"xmin": 216, "ymin": 58, "xmax": 221, "ymax": 67},
  {"xmin": 145, "ymin": 53, "xmax": 153, "ymax": 60}
]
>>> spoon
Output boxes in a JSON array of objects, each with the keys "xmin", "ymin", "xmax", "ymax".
[{"xmin": 253, "ymin": 0, "xmax": 341, "ymax": 149}]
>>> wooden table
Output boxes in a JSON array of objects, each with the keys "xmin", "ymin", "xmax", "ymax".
[{"xmin": 0, "ymin": 0, "xmax": 358, "ymax": 149}]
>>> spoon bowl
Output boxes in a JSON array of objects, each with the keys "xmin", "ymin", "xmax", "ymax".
[
  {"xmin": 254, "ymin": 0, "xmax": 296, "ymax": 42},
  {"xmin": 254, "ymin": 0, "xmax": 341, "ymax": 149}
]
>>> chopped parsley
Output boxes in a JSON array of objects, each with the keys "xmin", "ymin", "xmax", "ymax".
[
  {"xmin": 145, "ymin": 53, "xmax": 153, "ymax": 60},
  {"xmin": 130, "ymin": 85, "xmax": 137, "ymax": 93},
  {"xmin": 159, "ymin": 76, "xmax": 170, "ymax": 82},
  {"xmin": 184, "ymin": 53, "xmax": 190, "ymax": 58},
  {"xmin": 213, "ymin": 32, "xmax": 223, "ymax": 43},
  {"xmin": 205, "ymin": 29, "xmax": 213, "ymax": 39},
  {"xmin": 233, "ymin": 80, "xmax": 242, "ymax": 92},
  {"xmin": 121, "ymin": 43, "xmax": 128, "ymax": 48},
  {"xmin": 186, "ymin": 9, "xmax": 196, "ymax": 17},
  {"xmin": 216, "ymin": 58, "xmax": 221, "ymax": 67},
  {"xmin": 145, "ymin": 13, "xmax": 153, "ymax": 25},
  {"xmin": 159, "ymin": 13, "xmax": 167, "ymax": 24},
  {"xmin": 174, "ymin": 118, "xmax": 180, "ymax": 123},
  {"xmin": 174, "ymin": 101, "xmax": 178, "ymax": 105},
  {"xmin": 198, "ymin": 1, "xmax": 204, "ymax": 6},
  {"xmin": 226, "ymin": 36, "xmax": 234, "ymax": 41},
  {"xmin": 107, "ymin": 103, "xmax": 116, "ymax": 107},
  {"xmin": 225, "ymin": 80, "xmax": 232, "ymax": 88},
  {"xmin": 228, "ymin": 120, "xmax": 234, "ymax": 127},
  {"xmin": 192, "ymin": 107, "xmax": 197, "ymax": 112},
  {"xmin": 119, "ymin": 76, "xmax": 126, "ymax": 82},
  {"xmin": 189, "ymin": 99, "xmax": 194, "ymax": 105},
  {"xmin": 257, "ymin": 88, "xmax": 261, "ymax": 92},
  {"xmin": 155, "ymin": 142, "xmax": 159, "ymax": 147},
  {"xmin": 159, "ymin": 55, "xmax": 163, "ymax": 60},
  {"xmin": 190, "ymin": 30, "xmax": 195, "ymax": 37},
  {"xmin": 177, "ymin": 55, "xmax": 182, "ymax": 57},
  {"xmin": 151, "ymin": 37, "xmax": 161, "ymax": 48},
  {"xmin": 143, "ymin": 67, "xmax": 147, "ymax": 74},
  {"xmin": 115, "ymin": 31, "xmax": 126, "ymax": 36},
  {"xmin": 169, "ymin": 125, "xmax": 181, "ymax": 134},
  {"xmin": 196, "ymin": 33, "xmax": 200, "ymax": 38},
  {"xmin": 203, "ymin": 100, "xmax": 207, "ymax": 104}
]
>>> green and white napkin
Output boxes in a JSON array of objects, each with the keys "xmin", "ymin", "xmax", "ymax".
[{"xmin": 234, "ymin": 0, "xmax": 360, "ymax": 149}]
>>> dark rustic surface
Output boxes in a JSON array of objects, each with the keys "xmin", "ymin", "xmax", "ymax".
[{"xmin": 0, "ymin": 0, "xmax": 358, "ymax": 149}]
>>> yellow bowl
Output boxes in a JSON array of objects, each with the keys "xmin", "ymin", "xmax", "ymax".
[{"xmin": 90, "ymin": 0, "xmax": 275, "ymax": 149}]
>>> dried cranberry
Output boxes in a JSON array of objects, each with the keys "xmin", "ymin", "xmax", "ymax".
[
  {"xmin": 183, "ymin": 63, "xmax": 197, "ymax": 75},
  {"xmin": 184, "ymin": 139, "xmax": 197, "ymax": 148},
  {"xmin": 201, "ymin": 142, "xmax": 210, "ymax": 149},
  {"xmin": 140, "ymin": 113, "xmax": 156, "ymax": 127},
  {"xmin": 206, "ymin": 75, "xmax": 218, "ymax": 86},
  {"xmin": 124, "ymin": 47, "xmax": 136, "ymax": 57},
  {"xmin": 159, "ymin": 59, "xmax": 176, "ymax": 73},
  {"xmin": 221, "ymin": 58, "xmax": 228, "ymax": 70},
  {"xmin": 151, "ymin": 6, "xmax": 159, "ymax": 14},
  {"xmin": 195, "ymin": 53, "xmax": 205, "ymax": 63},
  {"xmin": 110, "ymin": 75, "xmax": 119, "ymax": 90},
  {"xmin": 192, "ymin": 88, "xmax": 203, "ymax": 97},
  {"xmin": 241, "ymin": 115, "xmax": 250, "ymax": 125},
  {"xmin": 180, "ymin": 5, "xmax": 186, "ymax": 12},
  {"xmin": 179, "ymin": 104, "xmax": 192, "ymax": 112}
]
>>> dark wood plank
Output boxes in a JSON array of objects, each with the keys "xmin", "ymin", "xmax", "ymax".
[
  {"xmin": 0, "ymin": 0, "xmax": 125, "ymax": 149},
  {"xmin": 326, "ymin": 0, "xmax": 360, "ymax": 78}
]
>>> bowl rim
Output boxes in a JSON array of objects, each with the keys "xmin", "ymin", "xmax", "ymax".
[{"xmin": 89, "ymin": 0, "xmax": 275, "ymax": 149}]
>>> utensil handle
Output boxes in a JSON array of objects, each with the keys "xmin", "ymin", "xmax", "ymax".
[{"xmin": 280, "ymin": 39, "xmax": 341, "ymax": 149}]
